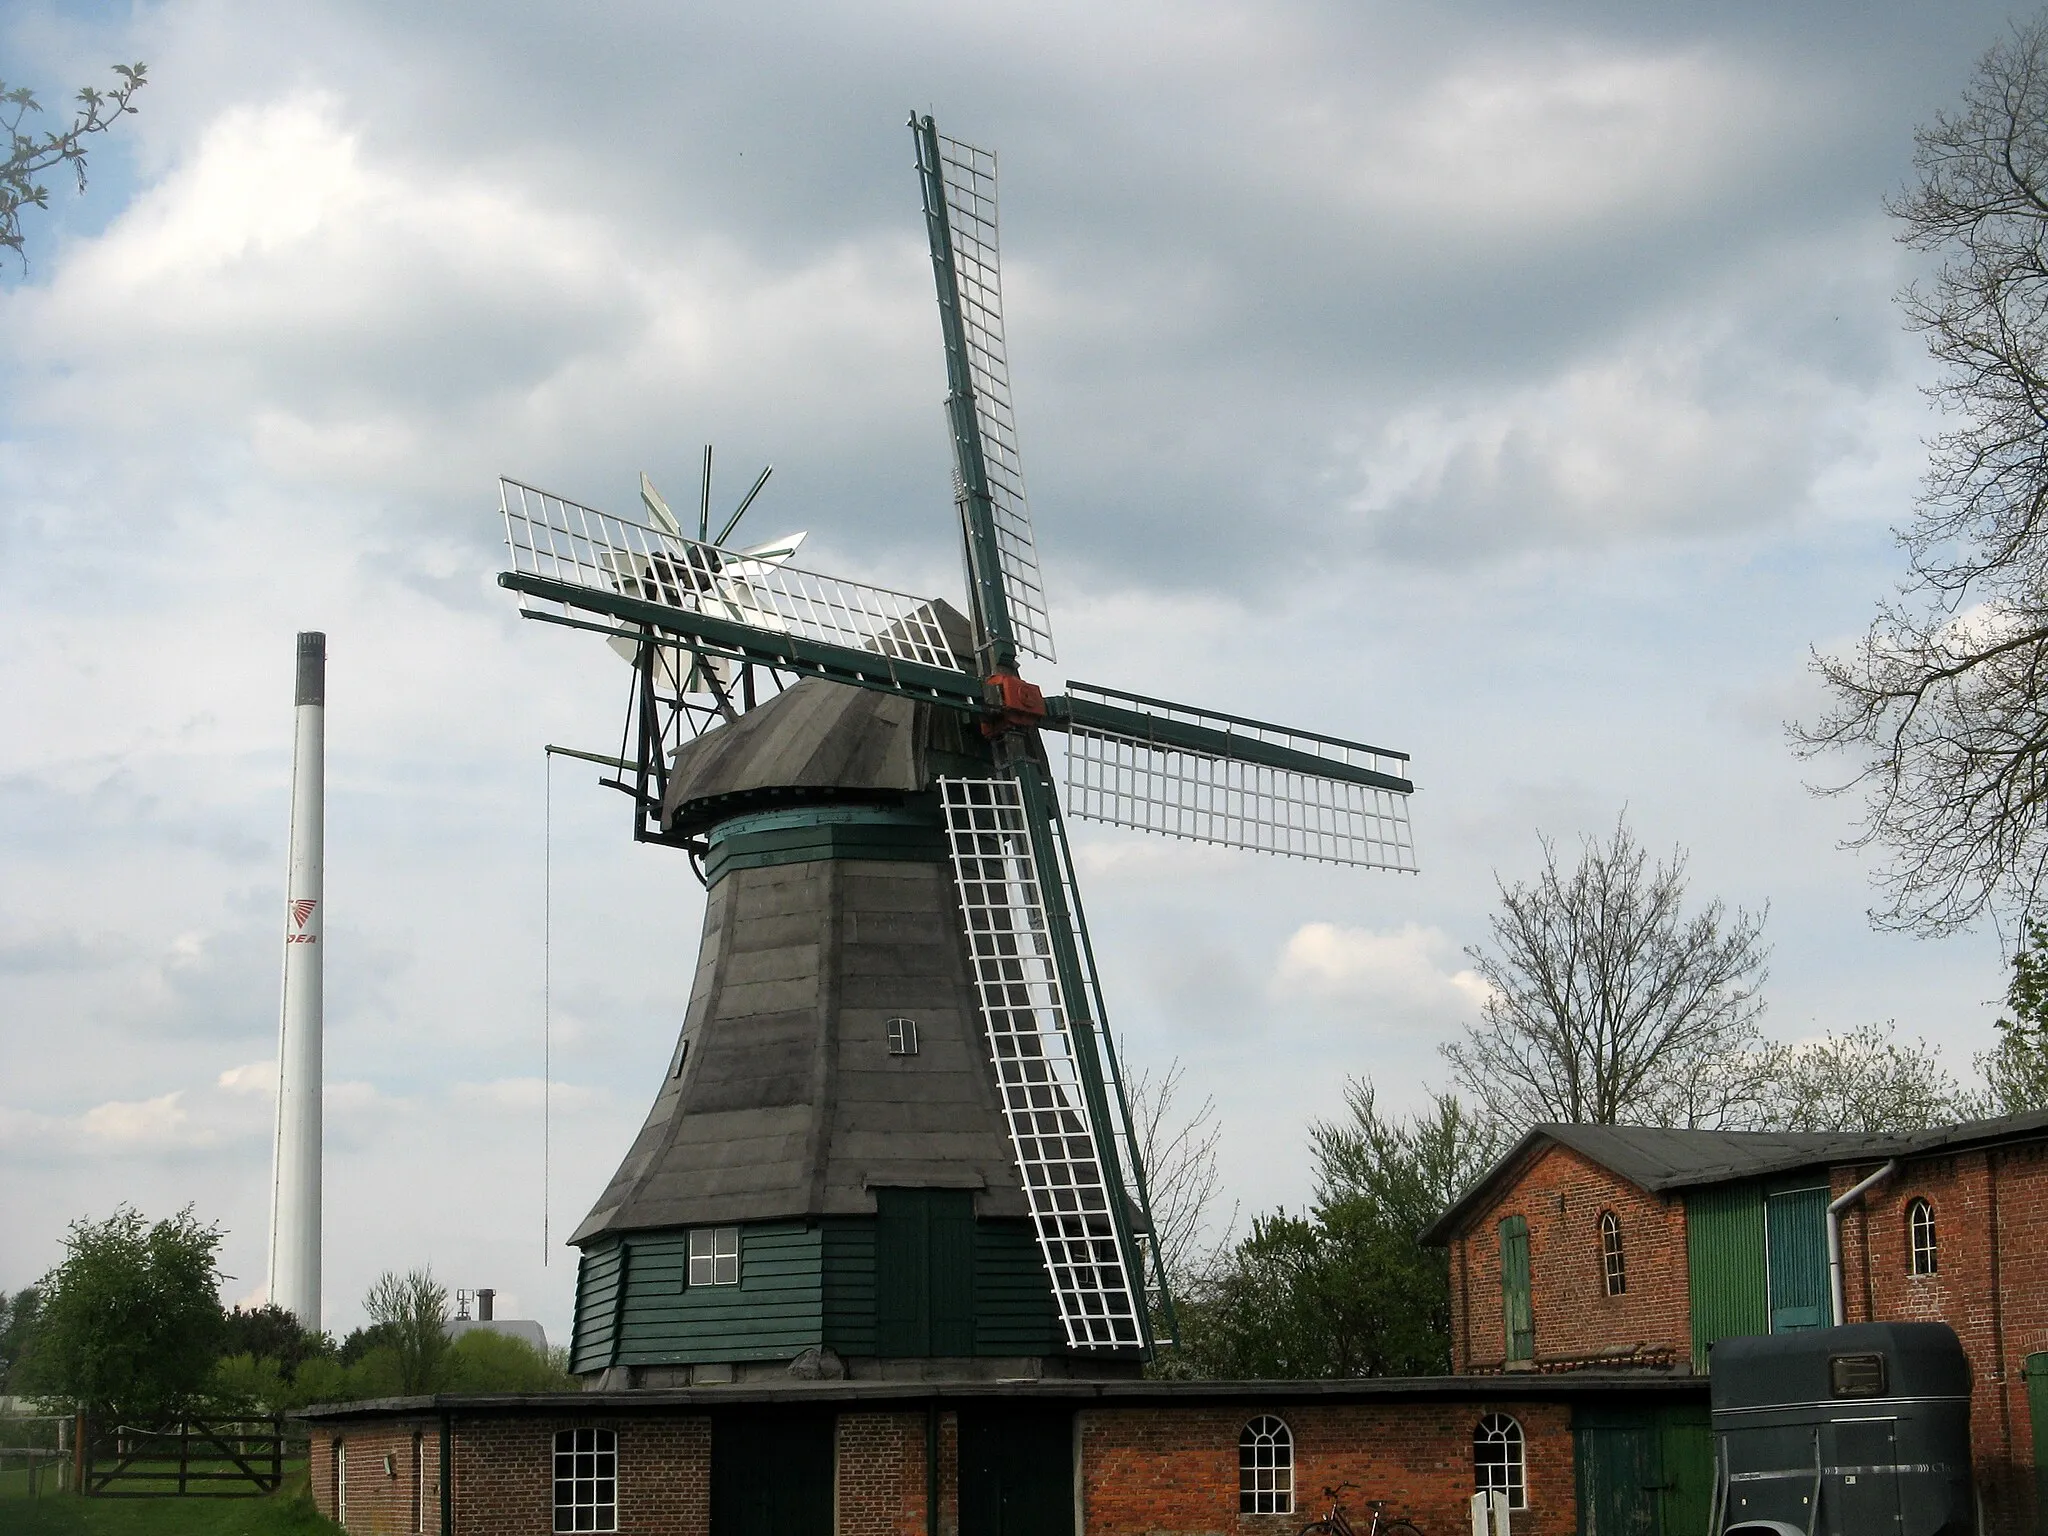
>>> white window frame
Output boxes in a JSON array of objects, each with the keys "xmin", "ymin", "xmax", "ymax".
[
  {"xmin": 553, "ymin": 1426, "xmax": 619, "ymax": 1533},
  {"xmin": 887, "ymin": 1016, "xmax": 919, "ymax": 1055},
  {"xmin": 413, "ymin": 1430, "xmax": 425, "ymax": 1533},
  {"xmin": 1237, "ymin": 1414, "xmax": 1293, "ymax": 1515},
  {"xmin": 1909, "ymin": 1198, "xmax": 1938, "ymax": 1276},
  {"xmin": 1600, "ymin": 1210, "xmax": 1626, "ymax": 1296},
  {"xmin": 688, "ymin": 1225, "xmax": 740, "ymax": 1286},
  {"xmin": 335, "ymin": 1440, "xmax": 347, "ymax": 1525},
  {"xmin": 1475, "ymin": 1413, "xmax": 1526, "ymax": 1510}
]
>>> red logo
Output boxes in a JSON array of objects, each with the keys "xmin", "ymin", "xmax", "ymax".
[{"xmin": 290, "ymin": 899, "xmax": 317, "ymax": 929}]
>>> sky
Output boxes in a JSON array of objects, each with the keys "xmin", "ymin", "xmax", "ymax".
[{"xmin": 1, "ymin": 0, "xmax": 2034, "ymax": 1346}]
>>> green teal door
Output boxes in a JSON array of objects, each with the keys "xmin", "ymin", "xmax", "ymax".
[
  {"xmin": 1500, "ymin": 1214, "xmax": 1534, "ymax": 1362},
  {"xmin": 959, "ymin": 1405, "xmax": 1073, "ymax": 1536},
  {"xmin": 1575, "ymin": 1418, "xmax": 1660, "ymax": 1535},
  {"xmin": 876, "ymin": 1188, "xmax": 976, "ymax": 1355},
  {"xmin": 2027, "ymin": 1352, "xmax": 2048, "ymax": 1533},
  {"xmin": 710, "ymin": 1408, "xmax": 833, "ymax": 1535},
  {"xmin": 1766, "ymin": 1187, "xmax": 1829, "ymax": 1332},
  {"xmin": 1574, "ymin": 1404, "xmax": 1711, "ymax": 1536}
]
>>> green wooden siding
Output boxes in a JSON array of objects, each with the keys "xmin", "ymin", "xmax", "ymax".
[
  {"xmin": 821, "ymin": 1218, "xmax": 877, "ymax": 1356},
  {"xmin": 569, "ymin": 1241, "xmax": 625, "ymax": 1373},
  {"xmin": 1685, "ymin": 1182, "xmax": 1767, "ymax": 1372},
  {"xmin": 876, "ymin": 1189, "xmax": 977, "ymax": 1355},
  {"xmin": 974, "ymin": 1220, "xmax": 1061, "ymax": 1355},
  {"xmin": 1765, "ymin": 1185, "xmax": 1829, "ymax": 1333},
  {"xmin": 576, "ymin": 1210, "xmax": 1064, "ymax": 1368},
  {"xmin": 1500, "ymin": 1214, "xmax": 1534, "ymax": 1362}
]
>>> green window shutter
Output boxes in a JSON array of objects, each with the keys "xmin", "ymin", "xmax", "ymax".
[
  {"xmin": 1766, "ymin": 1187, "xmax": 1830, "ymax": 1333},
  {"xmin": 929, "ymin": 1191, "xmax": 977, "ymax": 1356},
  {"xmin": 1686, "ymin": 1183, "xmax": 1767, "ymax": 1371},
  {"xmin": 1499, "ymin": 1214, "xmax": 1534, "ymax": 1362},
  {"xmin": 876, "ymin": 1189, "xmax": 932, "ymax": 1354}
]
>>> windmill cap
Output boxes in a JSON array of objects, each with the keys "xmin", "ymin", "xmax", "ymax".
[{"xmin": 295, "ymin": 632, "xmax": 326, "ymax": 707}]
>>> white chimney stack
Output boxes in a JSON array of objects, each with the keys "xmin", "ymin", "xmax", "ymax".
[{"xmin": 268, "ymin": 631, "xmax": 325, "ymax": 1328}]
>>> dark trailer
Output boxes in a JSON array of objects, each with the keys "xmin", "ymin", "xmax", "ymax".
[{"xmin": 1712, "ymin": 1322, "xmax": 1973, "ymax": 1536}]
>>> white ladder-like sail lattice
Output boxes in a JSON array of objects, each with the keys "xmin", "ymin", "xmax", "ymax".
[
  {"xmin": 1062, "ymin": 686, "xmax": 1420, "ymax": 871},
  {"xmin": 500, "ymin": 478, "xmax": 959, "ymax": 669},
  {"xmin": 939, "ymin": 776, "xmax": 1144, "ymax": 1350},
  {"xmin": 931, "ymin": 134, "xmax": 1056, "ymax": 664}
]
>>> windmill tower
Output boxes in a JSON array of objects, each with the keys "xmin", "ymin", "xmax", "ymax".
[{"xmin": 497, "ymin": 117, "xmax": 1417, "ymax": 1383}]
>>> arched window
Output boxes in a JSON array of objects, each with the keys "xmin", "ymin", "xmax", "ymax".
[
  {"xmin": 1909, "ymin": 1198, "xmax": 1938, "ymax": 1276},
  {"xmin": 1599, "ymin": 1211, "xmax": 1626, "ymax": 1296},
  {"xmin": 553, "ymin": 1427, "xmax": 619, "ymax": 1533},
  {"xmin": 1238, "ymin": 1416, "xmax": 1294, "ymax": 1515},
  {"xmin": 1475, "ymin": 1414, "xmax": 1526, "ymax": 1510}
]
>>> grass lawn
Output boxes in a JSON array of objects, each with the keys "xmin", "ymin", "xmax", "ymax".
[{"xmin": 0, "ymin": 1466, "xmax": 340, "ymax": 1534}]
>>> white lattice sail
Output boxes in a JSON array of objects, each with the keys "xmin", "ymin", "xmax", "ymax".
[
  {"xmin": 500, "ymin": 478, "xmax": 958, "ymax": 668},
  {"xmin": 931, "ymin": 134, "xmax": 1057, "ymax": 664},
  {"xmin": 1061, "ymin": 685, "xmax": 1419, "ymax": 871},
  {"xmin": 938, "ymin": 776, "xmax": 1144, "ymax": 1350}
]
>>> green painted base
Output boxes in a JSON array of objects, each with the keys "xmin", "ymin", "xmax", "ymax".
[{"xmin": 702, "ymin": 801, "xmax": 948, "ymax": 886}]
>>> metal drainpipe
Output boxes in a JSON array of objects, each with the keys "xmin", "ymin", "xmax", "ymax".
[{"xmin": 1827, "ymin": 1160, "xmax": 1897, "ymax": 1326}]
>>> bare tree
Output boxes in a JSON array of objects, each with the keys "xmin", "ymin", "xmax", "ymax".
[
  {"xmin": 1126, "ymin": 1059, "xmax": 1229, "ymax": 1293},
  {"xmin": 1763, "ymin": 1023, "xmax": 1967, "ymax": 1132},
  {"xmin": 3, "ymin": 64, "xmax": 146, "ymax": 266},
  {"xmin": 1795, "ymin": 16, "xmax": 2048, "ymax": 934},
  {"xmin": 1443, "ymin": 817, "xmax": 1774, "ymax": 1129}
]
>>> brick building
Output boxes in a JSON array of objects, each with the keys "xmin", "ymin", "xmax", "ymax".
[
  {"xmin": 300, "ymin": 1374, "xmax": 1707, "ymax": 1535},
  {"xmin": 1419, "ymin": 1110, "xmax": 2048, "ymax": 1532}
]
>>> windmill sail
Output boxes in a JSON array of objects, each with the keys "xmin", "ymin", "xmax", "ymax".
[
  {"xmin": 499, "ymin": 478, "xmax": 982, "ymax": 708},
  {"xmin": 914, "ymin": 122, "xmax": 1056, "ymax": 666},
  {"xmin": 1053, "ymin": 682, "xmax": 1419, "ymax": 871},
  {"xmin": 938, "ymin": 775, "xmax": 1147, "ymax": 1350}
]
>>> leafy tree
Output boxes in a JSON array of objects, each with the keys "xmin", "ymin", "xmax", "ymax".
[
  {"xmin": 362, "ymin": 1268, "xmax": 450, "ymax": 1395},
  {"xmin": 0, "ymin": 1286, "xmax": 41, "ymax": 1392},
  {"xmin": 16, "ymin": 1205, "xmax": 225, "ymax": 1423},
  {"xmin": 1764, "ymin": 1023, "xmax": 1967, "ymax": 1132},
  {"xmin": 1977, "ymin": 917, "xmax": 2048, "ymax": 1112},
  {"xmin": 1167, "ymin": 1081, "xmax": 1502, "ymax": 1378},
  {"xmin": 1793, "ymin": 16, "xmax": 2048, "ymax": 934},
  {"xmin": 221, "ymin": 1302, "xmax": 330, "ymax": 1376},
  {"xmin": 2, "ymin": 63, "xmax": 146, "ymax": 265},
  {"xmin": 443, "ymin": 1330, "xmax": 575, "ymax": 1392},
  {"xmin": 1444, "ymin": 817, "xmax": 1774, "ymax": 1129}
]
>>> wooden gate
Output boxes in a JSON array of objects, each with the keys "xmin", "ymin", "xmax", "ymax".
[{"xmin": 82, "ymin": 1418, "xmax": 287, "ymax": 1497}]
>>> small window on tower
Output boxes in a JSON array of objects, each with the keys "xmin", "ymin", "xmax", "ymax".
[
  {"xmin": 688, "ymin": 1226, "xmax": 740, "ymax": 1286},
  {"xmin": 1600, "ymin": 1210, "xmax": 1626, "ymax": 1296},
  {"xmin": 887, "ymin": 1017, "xmax": 919, "ymax": 1056}
]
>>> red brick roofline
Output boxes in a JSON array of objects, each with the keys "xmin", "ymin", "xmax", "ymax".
[{"xmin": 1418, "ymin": 1107, "xmax": 2048, "ymax": 1247}]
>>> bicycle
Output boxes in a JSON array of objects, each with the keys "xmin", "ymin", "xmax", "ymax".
[{"xmin": 1296, "ymin": 1482, "xmax": 1423, "ymax": 1536}]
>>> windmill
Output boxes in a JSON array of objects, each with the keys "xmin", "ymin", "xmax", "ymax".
[{"xmin": 496, "ymin": 115, "xmax": 1417, "ymax": 1376}]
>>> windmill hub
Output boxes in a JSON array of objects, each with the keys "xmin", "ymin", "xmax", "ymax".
[{"xmin": 494, "ymin": 113, "xmax": 1419, "ymax": 1382}]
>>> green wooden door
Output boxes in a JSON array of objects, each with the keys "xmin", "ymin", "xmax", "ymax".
[
  {"xmin": 710, "ymin": 1408, "xmax": 833, "ymax": 1535},
  {"xmin": 1686, "ymin": 1183, "xmax": 1767, "ymax": 1372},
  {"xmin": 877, "ymin": 1188, "xmax": 978, "ymax": 1356},
  {"xmin": 1574, "ymin": 1418, "xmax": 1661, "ymax": 1535},
  {"xmin": 2026, "ymin": 1351, "xmax": 2048, "ymax": 1533},
  {"xmin": 1766, "ymin": 1187, "xmax": 1829, "ymax": 1333},
  {"xmin": 960, "ymin": 1405, "xmax": 1073, "ymax": 1536},
  {"xmin": 1656, "ymin": 1405, "xmax": 1713, "ymax": 1536},
  {"xmin": 1500, "ymin": 1214, "xmax": 1534, "ymax": 1363}
]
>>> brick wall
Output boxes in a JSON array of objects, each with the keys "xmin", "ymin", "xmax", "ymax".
[
  {"xmin": 1078, "ymin": 1400, "xmax": 1576, "ymax": 1536},
  {"xmin": 313, "ymin": 1415, "xmax": 710, "ymax": 1535},
  {"xmin": 1450, "ymin": 1144, "xmax": 1691, "ymax": 1373},
  {"xmin": 1837, "ymin": 1145, "xmax": 2048, "ymax": 1535},
  {"xmin": 835, "ymin": 1412, "xmax": 932, "ymax": 1536},
  {"xmin": 310, "ymin": 1420, "xmax": 438, "ymax": 1535}
]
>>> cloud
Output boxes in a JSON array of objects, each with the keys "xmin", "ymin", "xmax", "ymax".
[
  {"xmin": 79, "ymin": 1091, "xmax": 203, "ymax": 1146},
  {"xmin": 451, "ymin": 1078, "xmax": 607, "ymax": 1114},
  {"xmin": 1272, "ymin": 922, "xmax": 1491, "ymax": 1016},
  {"xmin": 218, "ymin": 1060, "xmax": 275, "ymax": 1095}
]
